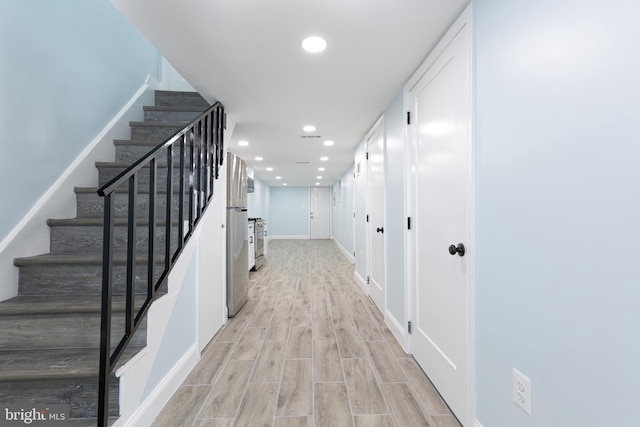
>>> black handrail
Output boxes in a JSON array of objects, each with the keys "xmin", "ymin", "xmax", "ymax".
[{"xmin": 96, "ymin": 101, "xmax": 225, "ymax": 426}]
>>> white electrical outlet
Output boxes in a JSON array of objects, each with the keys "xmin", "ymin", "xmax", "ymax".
[{"xmin": 512, "ymin": 368, "xmax": 532, "ymax": 416}]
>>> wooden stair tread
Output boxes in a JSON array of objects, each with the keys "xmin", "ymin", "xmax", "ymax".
[
  {"xmin": 14, "ymin": 253, "xmax": 164, "ymax": 266},
  {"xmin": 47, "ymin": 217, "xmax": 180, "ymax": 226},
  {"xmin": 143, "ymin": 105, "xmax": 207, "ymax": 112},
  {"xmin": 74, "ymin": 186, "xmax": 183, "ymax": 195},
  {"xmin": 0, "ymin": 294, "xmax": 148, "ymax": 315},
  {"xmin": 128, "ymin": 121, "xmax": 187, "ymax": 127},
  {"xmin": 113, "ymin": 139, "xmax": 169, "ymax": 146},
  {"xmin": 0, "ymin": 347, "xmax": 144, "ymax": 381}
]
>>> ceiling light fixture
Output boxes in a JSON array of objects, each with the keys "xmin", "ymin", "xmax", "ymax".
[
  {"xmin": 266, "ymin": 167, "xmax": 273, "ymax": 171},
  {"xmin": 317, "ymin": 176, "xmax": 323, "ymax": 179},
  {"xmin": 238, "ymin": 140, "xmax": 249, "ymax": 146},
  {"xmin": 255, "ymin": 156, "xmax": 263, "ymax": 161},
  {"xmin": 323, "ymin": 140, "xmax": 334, "ymax": 146},
  {"xmin": 315, "ymin": 183, "xmax": 320, "ymax": 186},
  {"xmin": 283, "ymin": 183, "xmax": 288, "ymax": 186},
  {"xmin": 276, "ymin": 176, "xmax": 282, "ymax": 180},
  {"xmin": 303, "ymin": 125, "xmax": 316, "ymax": 132},
  {"xmin": 318, "ymin": 167, "xmax": 325, "ymax": 171},
  {"xmin": 301, "ymin": 36, "xmax": 327, "ymax": 53},
  {"xmin": 320, "ymin": 156, "xmax": 328, "ymax": 161}
]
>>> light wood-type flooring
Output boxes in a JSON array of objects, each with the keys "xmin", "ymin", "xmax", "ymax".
[{"xmin": 151, "ymin": 239, "xmax": 461, "ymax": 427}]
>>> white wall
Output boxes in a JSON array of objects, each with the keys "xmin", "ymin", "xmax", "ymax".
[
  {"xmin": 331, "ymin": 168, "xmax": 355, "ymax": 260},
  {"xmin": 247, "ymin": 176, "xmax": 271, "ymax": 235},
  {"xmin": 383, "ymin": 91, "xmax": 405, "ymax": 325},
  {"xmin": 475, "ymin": 0, "xmax": 640, "ymax": 425},
  {"xmin": 353, "ymin": 141, "xmax": 368, "ymax": 285}
]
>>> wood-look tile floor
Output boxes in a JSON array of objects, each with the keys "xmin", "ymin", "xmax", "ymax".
[{"xmin": 152, "ymin": 239, "xmax": 460, "ymax": 427}]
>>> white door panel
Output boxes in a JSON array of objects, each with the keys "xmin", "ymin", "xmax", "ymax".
[
  {"xmin": 367, "ymin": 121, "xmax": 385, "ymax": 313},
  {"xmin": 409, "ymin": 12, "xmax": 472, "ymax": 426},
  {"xmin": 310, "ymin": 187, "xmax": 331, "ymax": 239}
]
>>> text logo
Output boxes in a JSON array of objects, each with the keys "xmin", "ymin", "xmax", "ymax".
[{"xmin": 0, "ymin": 405, "xmax": 69, "ymax": 426}]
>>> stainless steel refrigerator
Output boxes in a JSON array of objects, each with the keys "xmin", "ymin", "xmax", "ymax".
[{"xmin": 226, "ymin": 152, "xmax": 248, "ymax": 317}]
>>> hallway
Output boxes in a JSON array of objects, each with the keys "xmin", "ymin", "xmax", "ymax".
[{"xmin": 152, "ymin": 240, "xmax": 459, "ymax": 427}]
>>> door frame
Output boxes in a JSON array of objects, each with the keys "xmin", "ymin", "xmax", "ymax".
[
  {"xmin": 365, "ymin": 116, "xmax": 386, "ymax": 313},
  {"xmin": 403, "ymin": 5, "xmax": 476, "ymax": 426}
]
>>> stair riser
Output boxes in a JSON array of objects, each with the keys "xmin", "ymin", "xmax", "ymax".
[
  {"xmin": 130, "ymin": 125, "xmax": 183, "ymax": 141},
  {"xmin": 18, "ymin": 263, "xmax": 163, "ymax": 296},
  {"xmin": 0, "ymin": 377, "xmax": 119, "ymax": 418},
  {"xmin": 155, "ymin": 92, "xmax": 208, "ymax": 107},
  {"xmin": 50, "ymin": 223, "xmax": 181, "ymax": 255},
  {"xmin": 76, "ymin": 191, "xmax": 187, "ymax": 220},
  {"xmin": 144, "ymin": 109, "xmax": 204, "ymax": 123},
  {"xmin": 0, "ymin": 314, "xmax": 146, "ymax": 350}
]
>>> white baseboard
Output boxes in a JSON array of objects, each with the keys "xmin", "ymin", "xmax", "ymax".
[
  {"xmin": 112, "ymin": 344, "xmax": 199, "ymax": 427},
  {"xmin": 0, "ymin": 74, "xmax": 160, "ymax": 302},
  {"xmin": 332, "ymin": 237, "xmax": 355, "ymax": 264},
  {"xmin": 385, "ymin": 310, "xmax": 409, "ymax": 354},
  {"xmin": 474, "ymin": 420, "xmax": 484, "ymax": 427},
  {"xmin": 354, "ymin": 270, "xmax": 368, "ymax": 295},
  {"xmin": 270, "ymin": 235, "xmax": 310, "ymax": 240}
]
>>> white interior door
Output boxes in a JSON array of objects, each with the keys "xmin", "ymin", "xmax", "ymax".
[
  {"xmin": 310, "ymin": 187, "xmax": 331, "ymax": 239},
  {"xmin": 367, "ymin": 121, "xmax": 386, "ymax": 313},
  {"xmin": 408, "ymin": 11, "xmax": 473, "ymax": 426}
]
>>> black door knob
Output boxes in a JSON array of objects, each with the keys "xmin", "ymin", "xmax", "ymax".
[
  {"xmin": 448, "ymin": 243, "xmax": 465, "ymax": 256},
  {"xmin": 376, "ymin": 227, "xmax": 384, "ymax": 233}
]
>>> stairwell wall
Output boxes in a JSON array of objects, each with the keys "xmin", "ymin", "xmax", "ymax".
[{"xmin": 0, "ymin": 0, "xmax": 161, "ymax": 300}]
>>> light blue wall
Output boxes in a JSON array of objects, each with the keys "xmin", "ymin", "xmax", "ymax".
[
  {"xmin": 0, "ymin": 0, "xmax": 160, "ymax": 241},
  {"xmin": 353, "ymin": 141, "xmax": 367, "ymax": 280},
  {"xmin": 331, "ymin": 169, "xmax": 354, "ymax": 255},
  {"xmin": 383, "ymin": 91, "xmax": 405, "ymax": 324},
  {"xmin": 143, "ymin": 250, "xmax": 197, "ymax": 398},
  {"xmin": 247, "ymin": 177, "xmax": 270, "ymax": 233},
  {"xmin": 269, "ymin": 187, "xmax": 310, "ymax": 237},
  {"xmin": 475, "ymin": 1, "xmax": 640, "ymax": 426}
]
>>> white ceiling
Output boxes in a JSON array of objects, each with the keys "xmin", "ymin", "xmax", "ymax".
[{"xmin": 113, "ymin": 0, "xmax": 469, "ymax": 187}]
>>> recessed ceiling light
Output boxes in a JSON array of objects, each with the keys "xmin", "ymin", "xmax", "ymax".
[
  {"xmin": 255, "ymin": 156, "xmax": 263, "ymax": 161},
  {"xmin": 323, "ymin": 140, "xmax": 334, "ymax": 146},
  {"xmin": 276, "ymin": 176, "xmax": 282, "ymax": 180},
  {"xmin": 317, "ymin": 176, "xmax": 323, "ymax": 179},
  {"xmin": 238, "ymin": 140, "xmax": 249, "ymax": 146},
  {"xmin": 303, "ymin": 125, "xmax": 316, "ymax": 132},
  {"xmin": 283, "ymin": 183, "xmax": 288, "ymax": 186},
  {"xmin": 315, "ymin": 182, "xmax": 320, "ymax": 185},
  {"xmin": 318, "ymin": 167, "xmax": 325, "ymax": 171},
  {"xmin": 320, "ymin": 156, "xmax": 328, "ymax": 161},
  {"xmin": 266, "ymin": 167, "xmax": 273, "ymax": 171},
  {"xmin": 301, "ymin": 36, "xmax": 327, "ymax": 53}
]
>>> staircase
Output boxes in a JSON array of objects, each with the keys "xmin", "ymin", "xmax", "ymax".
[{"xmin": 0, "ymin": 91, "xmax": 210, "ymax": 426}]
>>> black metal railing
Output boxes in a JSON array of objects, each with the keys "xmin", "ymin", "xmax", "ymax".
[{"xmin": 96, "ymin": 102, "xmax": 225, "ymax": 426}]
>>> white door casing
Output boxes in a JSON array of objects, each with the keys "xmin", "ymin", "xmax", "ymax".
[
  {"xmin": 366, "ymin": 119, "xmax": 386, "ymax": 313},
  {"xmin": 310, "ymin": 186, "xmax": 331, "ymax": 239},
  {"xmin": 406, "ymin": 6, "xmax": 473, "ymax": 426}
]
